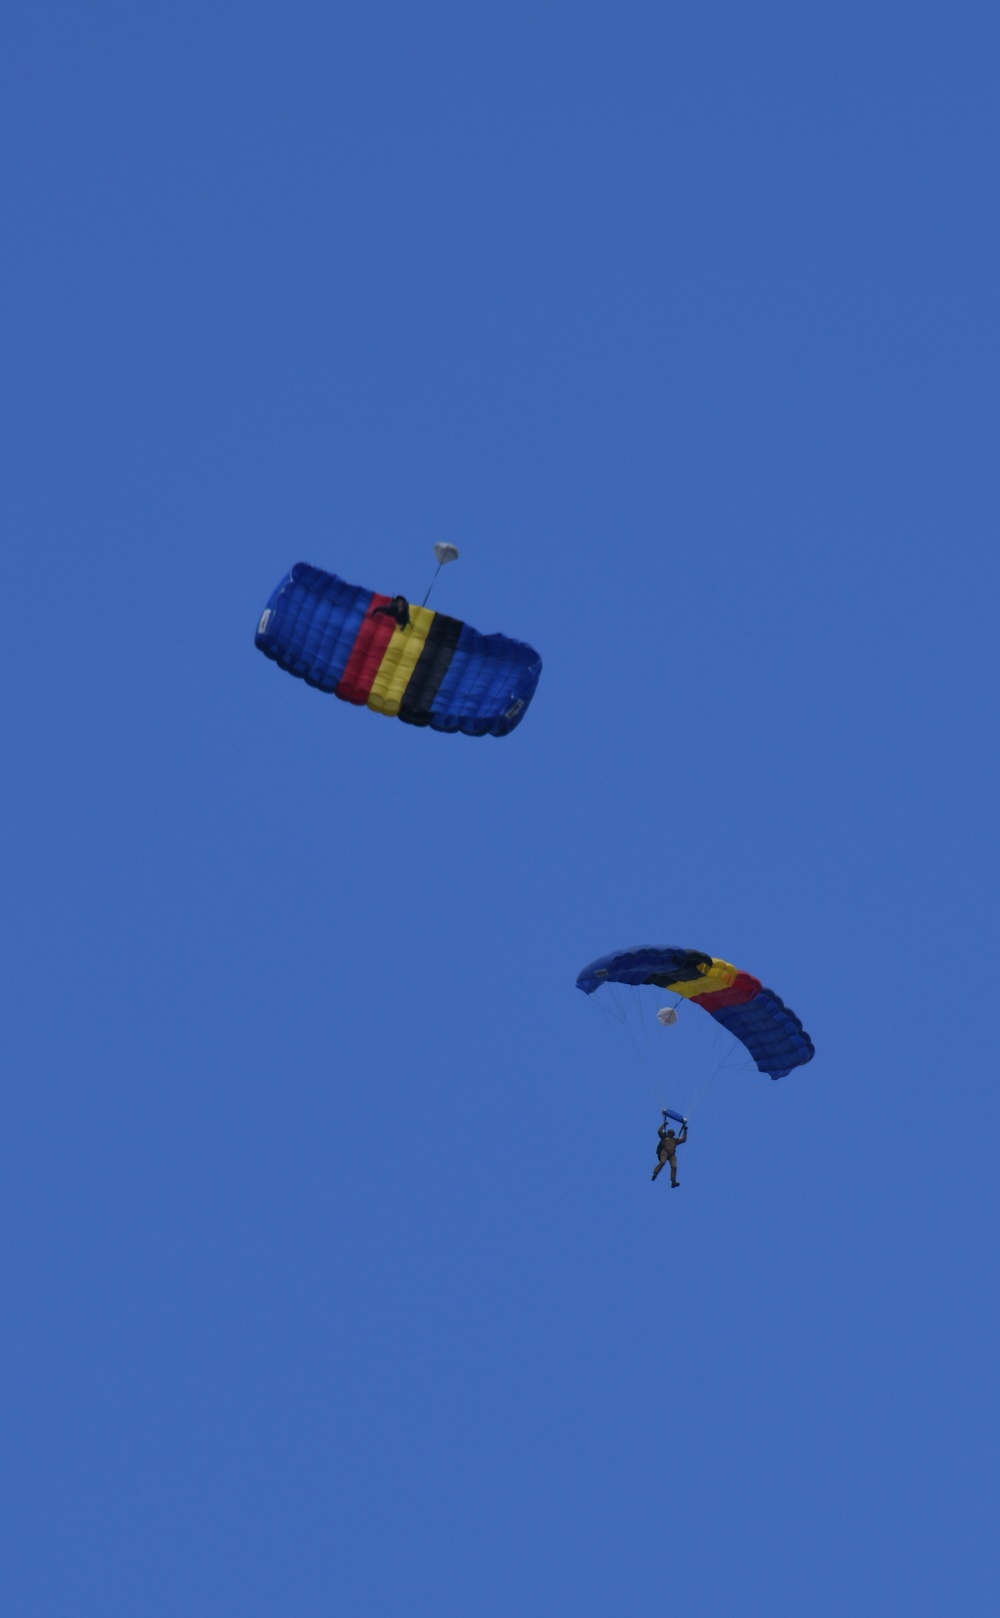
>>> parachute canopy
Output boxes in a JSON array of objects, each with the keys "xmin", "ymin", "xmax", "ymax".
[
  {"xmin": 256, "ymin": 563, "xmax": 542, "ymax": 737},
  {"xmin": 576, "ymin": 946, "xmax": 814, "ymax": 1079}
]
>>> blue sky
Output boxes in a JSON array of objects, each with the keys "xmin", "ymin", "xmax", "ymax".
[{"xmin": 3, "ymin": 2, "xmax": 999, "ymax": 1613}]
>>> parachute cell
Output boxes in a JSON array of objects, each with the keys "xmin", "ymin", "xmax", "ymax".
[
  {"xmin": 255, "ymin": 563, "xmax": 542, "ymax": 737},
  {"xmin": 576, "ymin": 945, "xmax": 814, "ymax": 1079}
]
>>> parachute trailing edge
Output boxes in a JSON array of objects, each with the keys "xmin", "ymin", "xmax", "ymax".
[
  {"xmin": 255, "ymin": 563, "xmax": 542, "ymax": 737},
  {"xmin": 576, "ymin": 945, "xmax": 815, "ymax": 1080}
]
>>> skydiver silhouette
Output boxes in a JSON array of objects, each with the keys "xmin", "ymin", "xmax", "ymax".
[
  {"xmin": 651, "ymin": 1115, "xmax": 688, "ymax": 1187},
  {"xmin": 370, "ymin": 595, "xmax": 411, "ymax": 630}
]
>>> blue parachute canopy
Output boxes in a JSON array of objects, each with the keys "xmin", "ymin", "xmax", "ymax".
[
  {"xmin": 255, "ymin": 563, "xmax": 542, "ymax": 738},
  {"xmin": 577, "ymin": 945, "xmax": 815, "ymax": 1080}
]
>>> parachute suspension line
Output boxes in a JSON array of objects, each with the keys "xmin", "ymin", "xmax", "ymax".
[
  {"xmin": 687, "ymin": 1061, "xmax": 759, "ymax": 1123},
  {"xmin": 592, "ymin": 978, "xmax": 768, "ymax": 1128},
  {"xmin": 593, "ymin": 990, "xmax": 626, "ymax": 1037},
  {"xmin": 618, "ymin": 996, "xmax": 656, "ymax": 1089},
  {"xmin": 636, "ymin": 992, "xmax": 667, "ymax": 1109},
  {"xmin": 599, "ymin": 984, "xmax": 624, "ymax": 1037},
  {"xmin": 676, "ymin": 1018, "xmax": 727, "ymax": 1121},
  {"xmin": 636, "ymin": 988, "xmax": 658, "ymax": 1070},
  {"xmin": 421, "ymin": 542, "xmax": 460, "ymax": 607},
  {"xmin": 639, "ymin": 989, "xmax": 685, "ymax": 1114},
  {"xmin": 683, "ymin": 1029, "xmax": 758, "ymax": 1121},
  {"xmin": 649, "ymin": 994, "xmax": 687, "ymax": 1112},
  {"xmin": 597, "ymin": 988, "xmax": 661, "ymax": 1109},
  {"xmin": 681, "ymin": 1052, "xmax": 726, "ymax": 1122},
  {"xmin": 421, "ymin": 563, "xmax": 443, "ymax": 608},
  {"xmin": 645, "ymin": 992, "xmax": 684, "ymax": 1111},
  {"xmin": 727, "ymin": 1074, "xmax": 776, "ymax": 1109}
]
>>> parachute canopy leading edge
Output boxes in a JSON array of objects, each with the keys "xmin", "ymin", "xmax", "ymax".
[
  {"xmin": 576, "ymin": 946, "xmax": 815, "ymax": 1080},
  {"xmin": 255, "ymin": 563, "xmax": 542, "ymax": 737}
]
